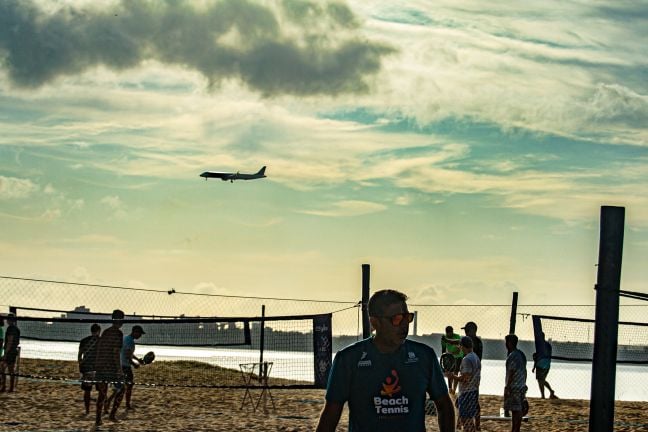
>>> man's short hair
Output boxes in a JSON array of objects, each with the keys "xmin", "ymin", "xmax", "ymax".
[
  {"xmin": 112, "ymin": 309, "xmax": 125, "ymax": 320},
  {"xmin": 6, "ymin": 313, "xmax": 16, "ymax": 323},
  {"xmin": 505, "ymin": 334, "xmax": 519, "ymax": 347},
  {"xmin": 445, "ymin": 325, "xmax": 454, "ymax": 333},
  {"xmin": 91, "ymin": 323, "xmax": 101, "ymax": 333},
  {"xmin": 460, "ymin": 336, "xmax": 473, "ymax": 348},
  {"xmin": 368, "ymin": 289, "xmax": 408, "ymax": 317}
]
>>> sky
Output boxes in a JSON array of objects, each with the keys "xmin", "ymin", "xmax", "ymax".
[{"xmin": 0, "ymin": 0, "xmax": 647, "ymax": 310}]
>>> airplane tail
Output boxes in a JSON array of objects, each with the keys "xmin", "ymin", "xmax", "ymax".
[{"xmin": 256, "ymin": 166, "xmax": 267, "ymax": 176}]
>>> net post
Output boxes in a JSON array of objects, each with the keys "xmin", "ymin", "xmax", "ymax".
[
  {"xmin": 259, "ymin": 305, "xmax": 265, "ymax": 382},
  {"xmin": 509, "ymin": 292, "xmax": 518, "ymax": 334},
  {"xmin": 361, "ymin": 264, "xmax": 371, "ymax": 338},
  {"xmin": 589, "ymin": 206, "xmax": 624, "ymax": 432}
]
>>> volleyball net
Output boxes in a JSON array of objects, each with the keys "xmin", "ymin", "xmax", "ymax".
[
  {"xmin": 10, "ymin": 305, "xmax": 333, "ymax": 389},
  {"xmin": 532, "ymin": 314, "xmax": 648, "ymax": 364}
]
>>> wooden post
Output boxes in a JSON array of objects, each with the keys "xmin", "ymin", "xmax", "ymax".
[
  {"xmin": 362, "ymin": 264, "xmax": 371, "ymax": 338},
  {"xmin": 589, "ymin": 206, "xmax": 624, "ymax": 432},
  {"xmin": 509, "ymin": 292, "xmax": 518, "ymax": 334}
]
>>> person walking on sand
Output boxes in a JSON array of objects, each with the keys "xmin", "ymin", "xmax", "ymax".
[
  {"xmin": 462, "ymin": 321, "xmax": 483, "ymax": 429},
  {"xmin": 105, "ymin": 325, "xmax": 145, "ymax": 413},
  {"xmin": 0, "ymin": 314, "xmax": 20, "ymax": 393},
  {"xmin": 94, "ymin": 309, "xmax": 124, "ymax": 426},
  {"xmin": 316, "ymin": 289, "xmax": 455, "ymax": 432},
  {"xmin": 532, "ymin": 333, "xmax": 557, "ymax": 400},
  {"xmin": 504, "ymin": 334, "xmax": 528, "ymax": 432},
  {"xmin": 447, "ymin": 336, "xmax": 481, "ymax": 432},
  {"xmin": 78, "ymin": 323, "xmax": 101, "ymax": 415}
]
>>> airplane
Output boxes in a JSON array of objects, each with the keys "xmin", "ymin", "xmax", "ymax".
[{"xmin": 200, "ymin": 166, "xmax": 267, "ymax": 183}]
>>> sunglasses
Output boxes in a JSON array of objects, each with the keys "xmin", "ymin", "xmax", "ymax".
[{"xmin": 379, "ymin": 312, "xmax": 415, "ymax": 326}]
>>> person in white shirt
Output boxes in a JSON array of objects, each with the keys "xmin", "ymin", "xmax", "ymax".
[{"xmin": 447, "ymin": 336, "xmax": 481, "ymax": 432}]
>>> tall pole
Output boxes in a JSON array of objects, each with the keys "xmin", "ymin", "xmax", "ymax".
[
  {"xmin": 361, "ymin": 264, "xmax": 371, "ymax": 338},
  {"xmin": 259, "ymin": 304, "xmax": 266, "ymax": 376},
  {"xmin": 589, "ymin": 206, "xmax": 624, "ymax": 432},
  {"xmin": 509, "ymin": 292, "xmax": 518, "ymax": 334}
]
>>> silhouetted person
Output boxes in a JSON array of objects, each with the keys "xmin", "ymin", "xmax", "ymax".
[
  {"xmin": 78, "ymin": 323, "xmax": 101, "ymax": 415},
  {"xmin": 447, "ymin": 336, "xmax": 481, "ymax": 432},
  {"xmin": 94, "ymin": 309, "xmax": 124, "ymax": 426},
  {"xmin": 105, "ymin": 325, "xmax": 145, "ymax": 413},
  {"xmin": 504, "ymin": 334, "xmax": 528, "ymax": 432},
  {"xmin": 0, "ymin": 314, "xmax": 20, "ymax": 393},
  {"xmin": 462, "ymin": 321, "xmax": 483, "ymax": 429},
  {"xmin": 532, "ymin": 332, "xmax": 557, "ymax": 399}
]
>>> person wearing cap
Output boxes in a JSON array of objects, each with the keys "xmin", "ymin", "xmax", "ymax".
[
  {"xmin": 446, "ymin": 336, "xmax": 481, "ymax": 432},
  {"xmin": 94, "ymin": 309, "xmax": 125, "ymax": 426},
  {"xmin": 441, "ymin": 325, "xmax": 463, "ymax": 394},
  {"xmin": 462, "ymin": 321, "xmax": 483, "ymax": 429},
  {"xmin": 105, "ymin": 324, "xmax": 146, "ymax": 415},
  {"xmin": 462, "ymin": 322, "xmax": 483, "ymax": 361},
  {"xmin": 0, "ymin": 313, "xmax": 20, "ymax": 393}
]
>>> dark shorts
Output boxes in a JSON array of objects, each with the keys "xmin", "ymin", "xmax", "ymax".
[
  {"xmin": 504, "ymin": 386, "xmax": 528, "ymax": 412},
  {"xmin": 80, "ymin": 371, "xmax": 96, "ymax": 391},
  {"xmin": 94, "ymin": 371, "xmax": 124, "ymax": 385},
  {"xmin": 535, "ymin": 367, "xmax": 550, "ymax": 381},
  {"xmin": 122, "ymin": 367, "xmax": 134, "ymax": 385},
  {"xmin": 3, "ymin": 350, "xmax": 18, "ymax": 366},
  {"xmin": 458, "ymin": 391, "xmax": 479, "ymax": 418}
]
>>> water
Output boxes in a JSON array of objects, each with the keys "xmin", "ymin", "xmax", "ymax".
[{"xmin": 19, "ymin": 340, "xmax": 648, "ymax": 401}]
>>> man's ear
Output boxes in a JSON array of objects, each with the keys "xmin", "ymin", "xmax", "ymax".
[{"xmin": 369, "ymin": 316, "xmax": 379, "ymax": 332}]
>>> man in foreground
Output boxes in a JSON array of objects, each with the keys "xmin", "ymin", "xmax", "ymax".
[
  {"xmin": 94, "ymin": 309, "xmax": 124, "ymax": 426},
  {"xmin": 0, "ymin": 314, "xmax": 20, "ymax": 393},
  {"xmin": 78, "ymin": 323, "xmax": 101, "ymax": 414},
  {"xmin": 504, "ymin": 334, "xmax": 528, "ymax": 432},
  {"xmin": 316, "ymin": 289, "xmax": 455, "ymax": 432},
  {"xmin": 447, "ymin": 336, "xmax": 481, "ymax": 432}
]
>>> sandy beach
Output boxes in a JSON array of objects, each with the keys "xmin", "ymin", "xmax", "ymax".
[{"xmin": 0, "ymin": 359, "xmax": 646, "ymax": 431}]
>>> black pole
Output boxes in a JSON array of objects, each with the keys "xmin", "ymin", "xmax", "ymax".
[
  {"xmin": 509, "ymin": 292, "xmax": 518, "ymax": 334},
  {"xmin": 589, "ymin": 206, "xmax": 624, "ymax": 432},
  {"xmin": 361, "ymin": 264, "xmax": 371, "ymax": 338},
  {"xmin": 259, "ymin": 304, "xmax": 265, "ymax": 380}
]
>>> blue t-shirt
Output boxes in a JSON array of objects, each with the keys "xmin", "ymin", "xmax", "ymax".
[
  {"xmin": 326, "ymin": 337, "xmax": 448, "ymax": 432},
  {"xmin": 120, "ymin": 334, "xmax": 136, "ymax": 368}
]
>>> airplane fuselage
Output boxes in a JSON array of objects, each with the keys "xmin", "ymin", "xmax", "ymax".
[{"xmin": 200, "ymin": 166, "xmax": 266, "ymax": 182}]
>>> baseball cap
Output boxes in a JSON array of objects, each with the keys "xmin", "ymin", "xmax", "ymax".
[
  {"xmin": 132, "ymin": 325, "xmax": 146, "ymax": 334},
  {"xmin": 462, "ymin": 321, "xmax": 477, "ymax": 330},
  {"xmin": 460, "ymin": 336, "xmax": 473, "ymax": 348}
]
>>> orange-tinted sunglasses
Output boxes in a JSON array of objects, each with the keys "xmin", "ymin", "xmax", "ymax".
[{"xmin": 380, "ymin": 312, "xmax": 415, "ymax": 326}]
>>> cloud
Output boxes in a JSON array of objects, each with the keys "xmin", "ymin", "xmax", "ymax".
[
  {"xmin": 0, "ymin": 176, "xmax": 39, "ymax": 199},
  {"xmin": 0, "ymin": 0, "xmax": 393, "ymax": 96},
  {"xmin": 300, "ymin": 199, "xmax": 387, "ymax": 217}
]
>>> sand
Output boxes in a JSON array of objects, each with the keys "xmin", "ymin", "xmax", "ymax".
[{"xmin": 0, "ymin": 359, "xmax": 646, "ymax": 431}]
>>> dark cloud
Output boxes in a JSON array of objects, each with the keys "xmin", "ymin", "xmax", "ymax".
[{"xmin": 0, "ymin": 0, "xmax": 394, "ymax": 96}]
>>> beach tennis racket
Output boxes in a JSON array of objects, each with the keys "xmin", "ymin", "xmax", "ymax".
[
  {"xmin": 440, "ymin": 353, "xmax": 455, "ymax": 372},
  {"xmin": 142, "ymin": 351, "xmax": 155, "ymax": 365}
]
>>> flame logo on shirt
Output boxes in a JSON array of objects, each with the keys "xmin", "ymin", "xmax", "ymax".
[{"xmin": 380, "ymin": 369, "xmax": 401, "ymax": 397}]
